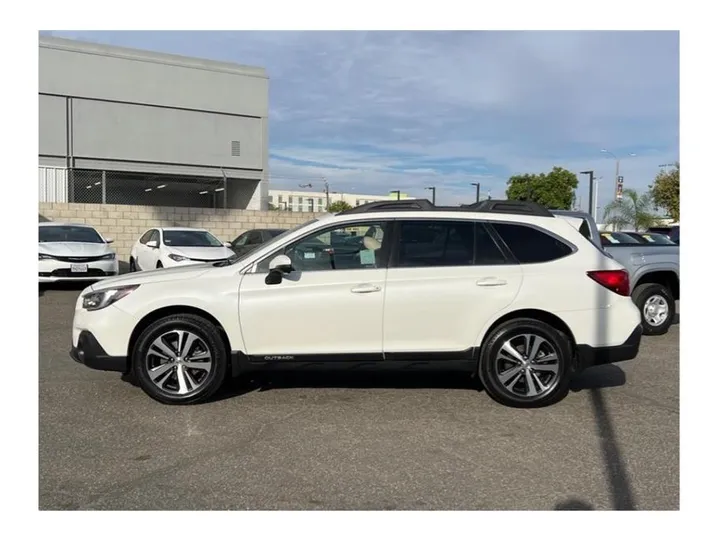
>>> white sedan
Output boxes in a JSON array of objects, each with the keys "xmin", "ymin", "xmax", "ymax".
[
  {"xmin": 39, "ymin": 222, "xmax": 119, "ymax": 283},
  {"xmin": 129, "ymin": 227, "xmax": 235, "ymax": 271}
]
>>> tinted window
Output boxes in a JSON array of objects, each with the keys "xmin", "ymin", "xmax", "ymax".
[
  {"xmin": 669, "ymin": 226, "xmax": 679, "ymax": 244},
  {"xmin": 492, "ymin": 223, "xmax": 573, "ymax": 263},
  {"xmin": 397, "ymin": 221, "xmax": 475, "ymax": 267},
  {"xmin": 149, "ymin": 230, "xmax": 160, "ymax": 244},
  {"xmin": 475, "ymin": 224, "xmax": 508, "ymax": 265},
  {"xmin": 138, "ymin": 230, "xmax": 154, "ymax": 244},
  {"xmin": 231, "ymin": 232, "xmax": 249, "ymax": 247},
  {"xmin": 257, "ymin": 222, "xmax": 389, "ymax": 272},
  {"xmin": 39, "ymin": 225, "xmax": 104, "ymax": 244},
  {"xmin": 163, "ymin": 230, "xmax": 222, "ymax": 247},
  {"xmin": 247, "ymin": 231, "xmax": 264, "ymax": 244}
]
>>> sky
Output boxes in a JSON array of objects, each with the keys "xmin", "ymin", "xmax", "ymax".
[{"xmin": 43, "ymin": 30, "xmax": 679, "ymax": 211}]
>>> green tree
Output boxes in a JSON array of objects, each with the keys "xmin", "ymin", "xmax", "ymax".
[
  {"xmin": 603, "ymin": 188, "xmax": 662, "ymax": 231},
  {"xmin": 505, "ymin": 166, "xmax": 578, "ymax": 210},
  {"xmin": 649, "ymin": 162, "xmax": 680, "ymax": 221},
  {"xmin": 328, "ymin": 200, "xmax": 352, "ymax": 213}
]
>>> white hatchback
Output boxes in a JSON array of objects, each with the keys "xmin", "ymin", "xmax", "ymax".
[
  {"xmin": 71, "ymin": 199, "xmax": 643, "ymax": 408},
  {"xmin": 129, "ymin": 227, "xmax": 235, "ymax": 271},
  {"xmin": 39, "ymin": 222, "xmax": 118, "ymax": 283}
]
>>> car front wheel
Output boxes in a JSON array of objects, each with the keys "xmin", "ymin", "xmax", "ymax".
[
  {"xmin": 132, "ymin": 314, "xmax": 228, "ymax": 405},
  {"xmin": 478, "ymin": 318, "xmax": 573, "ymax": 408}
]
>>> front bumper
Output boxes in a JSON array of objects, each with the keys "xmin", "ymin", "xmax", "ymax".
[
  {"xmin": 70, "ymin": 330, "xmax": 129, "ymax": 373},
  {"xmin": 39, "ymin": 258, "xmax": 119, "ymax": 282},
  {"xmin": 576, "ymin": 324, "xmax": 642, "ymax": 371}
]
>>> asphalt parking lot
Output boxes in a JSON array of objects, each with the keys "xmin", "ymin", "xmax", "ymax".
[{"xmin": 39, "ymin": 284, "xmax": 679, "ymax": 511}]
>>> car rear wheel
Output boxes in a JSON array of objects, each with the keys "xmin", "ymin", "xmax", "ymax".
[
  {"xmin": 132, "ymin": 314, "xmax": 228, "ymax": 405},
  {"xmin": 478, "ymin": 318, "xmax": 573, "ymax": 408},
  {"xmin": 632, "ymin": 283, "xmax": 675, "ymax": 336}
]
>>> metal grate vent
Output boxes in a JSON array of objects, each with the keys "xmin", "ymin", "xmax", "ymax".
[{"xmin": 231, "ymin": 140, "xmax": 241, "ymax": 157}]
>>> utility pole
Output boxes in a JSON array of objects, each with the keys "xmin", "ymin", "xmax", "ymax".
[
  {"xmin": 323, "ymin": 177, "xmax": 330, "ymax": 207},
  {"xmin": 425, "ymin": 186, "xmax": 436, "ymax": 205},
  {"xmin": 601, "ymin": 149, "xmax": 636, "ymax": 203},
  {"xmin": 580, "ymin": 171, "xmax": 594, "ymax": 216},
  {"xmin": 471, "ymin": 182, "xmax": 480, "ymax": 203}
]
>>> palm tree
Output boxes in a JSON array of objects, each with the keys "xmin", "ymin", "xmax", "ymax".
[{"xmin": 603, "ymin": 188, "xmax": 662, "ymax": 231}]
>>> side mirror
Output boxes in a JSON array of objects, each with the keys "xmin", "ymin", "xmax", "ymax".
[
  {"xmin": 223, "ymin": 241, "xmax": 232, "ymax": 248},
  {"xmin": 268, "ymin": 254, "xmax": 293, "ymax": 274},
  {"xmin": 105, "ymin": 237, "xmax": 114, "ymax": 244},
  {"xmin": 146, "ymin": 240, "xmax": 158, "ymax": 248}
]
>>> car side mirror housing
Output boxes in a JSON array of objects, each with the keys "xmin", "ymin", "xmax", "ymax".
[
  {"xmin": 105, "ymin": 237, "xmax": 114, "ymax": 244},
  {"xmin": 223, "ymin": 241, "xmax": 232, "ymax": 248},
  {"xmin": 268, "ymin": 254, "xmax": 293, "ymax": 274},
  {"xmin": 146, "ymin": 240, "xmax": 158, "ymax": 248}
]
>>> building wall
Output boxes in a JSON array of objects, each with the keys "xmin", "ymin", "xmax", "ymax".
[
  {"xmin": 268, "ymin": 189, "xmax": 412, "ymax": 212},
  {"xmin": 38, "ymin": 202, "xmax": 321, "ymax": 260},
  {"xmin": 39, "ymin": 36, "xmax": 269, "ymax": 208}
]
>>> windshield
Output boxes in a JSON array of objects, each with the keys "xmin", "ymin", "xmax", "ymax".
[
  {"xmin": 39, "ymin": 225, "xmax": 104, "ymax": 244},
  {"xmin": 268, "ymin": 229, "xmax": 287, "ymax": 238},
  {"xmin": 601, "ymin": 232, "xmax": 642, "ymax": 245},
  {"xmin": 215, "ymin": 218, "xmax": 320, "ymax": 267},
  {"xmin": 163, "ymin": 230, "xmax": 223, "ymax": 247},
  {"xmin": 640, "ymin": 232, "xmax": 676, "ymax": 244}
]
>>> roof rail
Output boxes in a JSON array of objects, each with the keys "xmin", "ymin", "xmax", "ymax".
[
  {"xmin": 461, "ymin": 199, "xmax": 555, "ymax": 217},
  {"xmin": 336, "ymin": 198, "xmax": 555, "ymax": 218},
  {"xmin": 337, "ymin": 199, "xmax": 436, "ymax": 215}
]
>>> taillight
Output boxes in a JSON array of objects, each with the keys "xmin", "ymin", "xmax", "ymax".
[{"xmin": 587, "ymin": 269, "xmax": 630, "ymax": 296}]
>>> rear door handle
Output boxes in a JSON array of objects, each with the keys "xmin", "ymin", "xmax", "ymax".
[
  {"xmin": 351, "ymin": 284, "xmax": 381, "ymax": 294},
  {"xmin": 476, "ymin": 278, "xmax": 507, "ymax": 287}
]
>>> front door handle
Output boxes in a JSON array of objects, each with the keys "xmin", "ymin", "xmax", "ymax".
[
  {"xmin": 476, "ymin": 278, "xmax": 507, "ymax": 287},
  {"xmin": 351, "ymin": 284, "xmax": 381, "ymax": 294}
]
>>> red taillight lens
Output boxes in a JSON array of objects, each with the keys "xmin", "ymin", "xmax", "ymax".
[{"xmin": 587, "ymin": 269, "xmax": 630, "ymax": 296}]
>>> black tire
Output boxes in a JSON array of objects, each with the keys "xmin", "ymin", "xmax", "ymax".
[
  {"xmin": 632, "ymin": 283, "xmax": 675, "ymax": 336},
  {"xmin": 132, "ymin": 314, "xmax": 229, "ymax": 405},
  {"xmin": 156, "ymin": 261, "xmax": 163, "ymax": 269},
  {"xmin": 478, "ymin": 318, "xmax": 573, "ymax": 408},
  {"xmin": 129, "ymin": 257, "xmax": 137, "ymax": 272}
]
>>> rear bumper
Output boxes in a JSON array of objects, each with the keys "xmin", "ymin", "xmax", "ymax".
[
  {"xmin": 70, "ymin": 330, "xmax": 129, "ymax": 373},
  {"xmin": 576, "ymin": 324, "xmax": 642, "ymax": 370}
]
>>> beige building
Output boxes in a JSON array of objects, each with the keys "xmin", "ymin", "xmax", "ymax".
[{"xmin": 268, "ymin": 188, "xmax": 413, "ymax": 212}]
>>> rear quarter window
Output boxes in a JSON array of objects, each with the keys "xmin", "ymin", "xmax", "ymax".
[{"xmin": 491, "ymin": 222, "xmax": 573, "ymax": 264}]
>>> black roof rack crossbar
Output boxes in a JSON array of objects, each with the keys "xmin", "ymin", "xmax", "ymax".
[
  {"xmin": 337, "ymin": 199, "xmax": 436, "ymax": 214},
  {"xmin": 336, "ymin": 198, "xmax": 554, "ymax": 217},
  {"xmin": 460, "ymin": 200, "xmax": 555, "ymax": 217}
]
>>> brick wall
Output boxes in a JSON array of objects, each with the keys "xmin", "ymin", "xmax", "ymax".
[{"xmin": 38, "ymin": 203, "xmax": 322, "ymax": 260}]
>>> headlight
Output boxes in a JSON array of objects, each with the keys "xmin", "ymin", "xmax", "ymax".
[
  {"xmin": 99, "ymin": 253, "xmax": 116, "ymax": 260},
  {"xmin": 39, "ymin": 253, "xmax": 53, "ymax": 260},
  {"xmin": 82, "ymin": 285, "xmax": 139, "ymax": 311},
  {"xmin": 168, "ymin": 253, "xmax": 188, "ymax": 262}
]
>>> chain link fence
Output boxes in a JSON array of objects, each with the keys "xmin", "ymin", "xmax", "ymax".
[{"xmin": 66, "ymin": 169, "xmax": 257, "ymax": 209}]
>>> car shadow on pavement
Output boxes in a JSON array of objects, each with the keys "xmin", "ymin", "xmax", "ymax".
[{"xmin": 211, "ymin": 371, "xmax": 481, "ymax": 402}]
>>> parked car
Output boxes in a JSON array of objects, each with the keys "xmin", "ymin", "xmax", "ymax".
[
  {"xmin": 229, "ymin": 228, "xmax": 287, "ymax": 257},
  {"xmin": 39, "ymin": 222, "xmax": 118, "ymax": 283},
  {"xmin": 71, "ymin": 199, "xmax": 642, "ymax": 408},
  {"xmin": 550, "ymin": 210, "xmax": 679, "ymax": 336},
  {"xmin": 599, "ymin": 231, "xmax": 643, "ymax": 246},
  {"xmin": 622, "ymin": 231, "xmax": 677, "ymax": 245},
  {"xmin": 129, "ymin": 227, "xmax": 234, "ymax": 271},
  {"xmin": 647, "ymin": 225, "xmax": 680, "ymax": 245}
]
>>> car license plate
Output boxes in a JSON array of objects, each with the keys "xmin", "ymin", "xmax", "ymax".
[{"xmin": 70, "ymin": 264, "xmax": 88, "ymax": 273}]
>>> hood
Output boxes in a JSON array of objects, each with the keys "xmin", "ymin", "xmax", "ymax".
[
  {"xmin": 90, "ymin": 264, "xmax": 215, "ymax": 291},
  {"xmin": 39, "ymin": 242, "xmax": 113, "ymax": 257},
  {"xmin": 167, "ymin": 246, "xmax": 234, "ymax": 261}
]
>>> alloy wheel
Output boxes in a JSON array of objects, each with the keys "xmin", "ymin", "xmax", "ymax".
[
  {"xmin": 494, "ymin": 333, "xmax": 561, "ymax": 399},
  {"xmin": 144, "ymin": 330, "xmax": 213, "ymax": 395}
]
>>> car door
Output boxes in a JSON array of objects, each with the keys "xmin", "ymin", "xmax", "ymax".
[
  {"xmin": 381, "ymin": 219, "xmax": 523, "ymax": 357},
  {"xmin": 237, "ymin": 220, "xmax": 392, "ymax": 358},
  {"xmin": 138, "ymin": 229, "xmax": 160, "ymax": 270}
]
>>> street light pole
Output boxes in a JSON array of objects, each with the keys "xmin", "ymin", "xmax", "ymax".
[
  {"xmin": 601, "ymin": 149, "xmax": 636, "ymax": 201},
  {"xmin": 425, "ymin": 186, "xmax": 436, "ymax": 205},
  {"xmin": 471, "ymin": 182, "xmax": 480, "ymax": 203},
  {"xmin": 580, "ymin": 171, "xmax": 594, "ymax": 216}
]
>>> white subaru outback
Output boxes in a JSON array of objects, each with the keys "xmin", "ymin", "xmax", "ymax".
[{"xmin": 70, "ymin": 199, "xmax": 642, "ymax": 408}]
